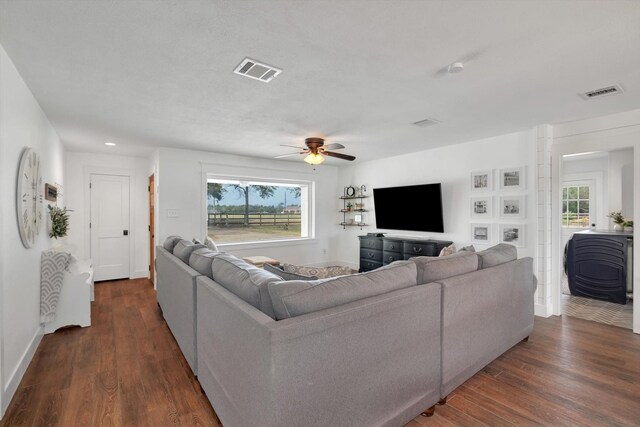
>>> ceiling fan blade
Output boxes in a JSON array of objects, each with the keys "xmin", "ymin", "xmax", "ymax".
[
  {"xmin": 280, "ymin": 144, "xmax": 306, "ymax": 149},
  {"xmin": 323, "ymin": 151, "xmax": 356, "ymax": 161},
  {"xmin": 274, "ymin": 151, "xmax": 307, "ymax": 159},
  {"xmin": 324, "ymin": 143, "xmax": 345, "ymax": 150}
]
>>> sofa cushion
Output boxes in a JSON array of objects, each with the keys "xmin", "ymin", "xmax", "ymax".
[
  {"xmin": 204, "ymin": 236, "xmax": 218, "ymax": 251},
  {"xmin": 163, "ymin": 235, "xmax": 182, "ymax": 251},
  {"xmin": 211, "ymin": 253, "xmax": 280, "ymax": 318},
  {"xmin": 173, "ymin": 240, "xmax": 206, "ymax": 264},
  {"xmin": 188, "ymin": 248, "xmax": 221, "ymax": 279},
  {"xmin": 264, "ymin": 263, "xmax": 318, "ymax": 281},
  {"xmin": 268, "ymin": 260, "xmax": 417, "ymax": 320},
  {"xmin": 281, "ymin": 264, "xmax": 352, "ymax": 279},
  {"xmin": 477, "ymin": 243, "xmax": 517, "ymax": 269},
  {"xmin": 411, "ymin": 251, "xmax": 478, "ymax": 284},
  {"xmin": 438, "ymin": 243, "xmax": 457, "ymax": 257}
]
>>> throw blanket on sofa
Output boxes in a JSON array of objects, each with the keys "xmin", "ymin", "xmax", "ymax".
[{"xmin": 40, "ymin": 250, "xmax": 71, "ymax": 323}]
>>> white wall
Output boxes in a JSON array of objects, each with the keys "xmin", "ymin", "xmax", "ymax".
[
  {"xmin": 156, "ymin": 148, "xmax": 339, "ymax": 266},
  {"xmin": 551, "ymin": 108, "xmax": 640, "ymax": 333},
  {"xmin": 0, "ymin": 44, "xmax": 65, "ymax": 415},
  {"xmin": 609, "ymin": 148, "xmax": 634, "ymax": 220},
  {"xmin": 65, "ymin": 152, "xmax": 150, "ymax": 279},
  {"xmin": 335, "ymin": 130, "xmax": 537, "ymax": 268}
]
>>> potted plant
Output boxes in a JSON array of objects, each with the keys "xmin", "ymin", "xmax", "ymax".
[
  {"xmin": 607, "ymin": 211, "xmax": 625, "ymax": 232},
  {"xmin": 623, "ymin": 220, "xmax": 634, "ymax": 232},
  {"xmin": 346, "ymin": 202, "xmax": 353, "ymax": 212},
  {"xmin": 48, "ymin": 205, "xmax": 71, "ymax": 239}
]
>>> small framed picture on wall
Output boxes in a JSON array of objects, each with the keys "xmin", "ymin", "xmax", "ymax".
[
  {"xmin": 499, "ymin": 195, "xmax": 525, "ymax": 219},
  {"xmin": 499, "ymin": 224, "xmax": 525, "ymax": 247},
  {"xmin": 471, "ymin": 196, "xmax": 493, "ymax": 218},
  {"xmin": 470, "ymin": 170, "xmax": 493, "ymax": 192},
  {"xmin": 470, "ymin": 223, "xmax": 493, "ymax": 245},
  {"xmin": 499, "ymin": 167, "xmax": 525, "ymax": 190}
]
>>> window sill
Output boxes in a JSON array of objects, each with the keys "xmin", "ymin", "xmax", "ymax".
[{"xmin": 217, "ymin": 238, "xmax": 318, "ymax": 251}]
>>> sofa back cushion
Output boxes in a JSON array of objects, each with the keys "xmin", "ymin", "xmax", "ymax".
[
  {"xmin": 163, "ymin": 235, "xmax": 182, "ymax": 251},
  {"xmin": 477, "ymin": 243, "xmax": 517, "ymax": 269},
  {"xmin": 211, "ymin": 253, "xmax": 280, "ymax": 319},
  {"xmin": 268, "ymin": 260, "xmax": 417, "ymax": 320},
  {"xmin": 411, "ymin": 251, "xmax": 478, "ymax": 284},
  {"xmin": 189, "ymin": 248, "xmax": 221, "ymax": 279},
  {"xmin": 263, "ymin": 263, "xmax": 318, "ymax": 281},
  {"xmin": 173, "ymin": 240, "xmax": 206, "ymax": 264}
]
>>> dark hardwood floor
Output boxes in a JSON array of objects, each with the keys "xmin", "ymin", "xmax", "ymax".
[{"xmin": 1, "ymin": 278, "xmax": 639, "ymax": 426}]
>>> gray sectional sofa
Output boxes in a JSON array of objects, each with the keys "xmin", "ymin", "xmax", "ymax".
[{"xmin": 155, "ymin": 238, "xmax": 535, "ymax": 427}]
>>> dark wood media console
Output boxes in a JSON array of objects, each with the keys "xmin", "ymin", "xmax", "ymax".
[{"xmin": 358, "ymin": 235, "xmax": 453, "ymax": 272}]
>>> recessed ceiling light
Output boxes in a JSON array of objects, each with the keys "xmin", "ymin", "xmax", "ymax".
[
  {"xmin": 104, "ymin": 142, "xmax": 116, "ymax": 146},
  {"xmin": 447, "ymin": 62, "xmax": 464, "ymax": 73}
]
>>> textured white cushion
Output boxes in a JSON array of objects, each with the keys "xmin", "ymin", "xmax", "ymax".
[
  {"xmin": 438, "ymin": 243, "xmax": 457, "ymax": 257},
  {"xmin": 281, "ymin": 264, "xmax": 352, "ymax": 279},
  {"xmin": 204, "ymin": 236, "xmax": 218, "ymax": 251}
]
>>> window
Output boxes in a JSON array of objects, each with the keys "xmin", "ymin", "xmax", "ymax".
[
  {"xmin": 562, "ymin": 185, "xmax": 590, "ymax": 227},
  {"xmin": 206, "ymin": 177, "xmax": 311, "ymax": 245}
]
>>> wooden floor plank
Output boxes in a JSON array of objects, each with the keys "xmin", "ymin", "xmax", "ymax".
[{"xmin": 2, "ymin": 278, "xmax": 640, "ymax": 427}]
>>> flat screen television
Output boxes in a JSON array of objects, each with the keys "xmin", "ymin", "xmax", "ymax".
[{"xmin": 373, "ymin": 183, "xmax": 444, "ymax": 232}]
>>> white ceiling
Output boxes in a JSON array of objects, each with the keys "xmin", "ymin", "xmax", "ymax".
[{"xmin": 1, "ymin": 0, "xmax": 639, "ymax": 162}]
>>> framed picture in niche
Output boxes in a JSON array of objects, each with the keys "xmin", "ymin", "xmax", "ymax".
[
  {"xmin": 499, "ymin": 167, "xmax": 525, "ymax": 190},
  {"xmin": 44, "ymin": 183, "xmax": 58, "ymax": 202},
  {"xmin": 470, "ymin": 196, "xmax": 493, "ymax": 218},
  {"xmin": 470, "ymin": 170, "xmax": 493, "ymax": 192},
  {"xmin": 499, "ymin": 195, "xmax": 525, "ymax": 219},
  {"xmin": 499, "ymin": 224, "xmax": 525, "ymax": 247},
  {"xmin": 470, "ymin": 223, "xmax": 492, "ymax": 245}
]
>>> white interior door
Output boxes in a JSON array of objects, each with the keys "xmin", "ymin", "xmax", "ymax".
[{"xmin": 90, "ymin": 174, "xmax": 130, "ymax": 281}]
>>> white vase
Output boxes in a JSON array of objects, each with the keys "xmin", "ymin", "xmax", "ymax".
[
  {"xmin": 624, "ymin": 226, "xmax": 633, "ymax": 233},
  {"xmin": 613, "ymin": 223, "xmax": 623, "ymax": 232}
]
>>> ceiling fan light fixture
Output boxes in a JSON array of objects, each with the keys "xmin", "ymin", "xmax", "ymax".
[{"xmin": 304, "ymin": 153, "xmax": 325, "ymax": 165}]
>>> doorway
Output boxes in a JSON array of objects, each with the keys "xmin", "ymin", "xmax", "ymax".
[
  {"xmin": 149, "ymin": 174, "xmax": 155, "ymax": 283},
  {"xmin": 559, "ymin": 150, "xmax": 633, "ymax": 329},
  {"xmin": 90, "ymin": 174, "xmax": 131, "ymax": 281}
]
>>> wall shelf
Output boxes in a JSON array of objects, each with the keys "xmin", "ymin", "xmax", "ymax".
[{"xmin": 340, "ymin": 186, "xmax": 367, "ymax": 230}]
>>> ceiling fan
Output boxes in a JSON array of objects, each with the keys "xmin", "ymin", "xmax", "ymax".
[{"xmin": 275, "ymin": 137, "xmax": 356, "ymax": 165}]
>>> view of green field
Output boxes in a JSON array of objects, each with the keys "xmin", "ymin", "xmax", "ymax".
[{"xmin": 207, "ymin": 213, "xmax": 302, "ymax": 243}]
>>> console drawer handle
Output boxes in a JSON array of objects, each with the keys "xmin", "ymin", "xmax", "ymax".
[
  {"xmin": 368, "ymin": 252, "xmax": 373, "ymax": 257},
  {"xmin": 388, "ymin": 256, "xmax": 394, "ymax": 261},
  {"xmin": 413, "ymin": 247, "xmax": 422, "ymax": 253}
]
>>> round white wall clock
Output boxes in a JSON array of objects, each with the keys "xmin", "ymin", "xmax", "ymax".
[{"xmin": 16, "ymin": 147, "xmax": 43, "ymax": 248}]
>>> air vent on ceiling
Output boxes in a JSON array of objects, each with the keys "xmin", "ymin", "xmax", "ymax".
[
  {"xmin": 233, "ymin": 57, "xmax": 282, "ymax": 83},
  {"xmin": 580, "ymin": 84, "xmax": 624, "ymax": 100},
  {"xmin": 411, "ymin": 118, "xmax": 441, "ymax": 128}
]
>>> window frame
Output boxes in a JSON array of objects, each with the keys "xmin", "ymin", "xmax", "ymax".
[
  {"xmin": 561, "ymin": 181, "xmax": 592, "ymax": 228},
  {"xmin": 205, "ymin": 174, "xmax": 315, "ymax": 248}
]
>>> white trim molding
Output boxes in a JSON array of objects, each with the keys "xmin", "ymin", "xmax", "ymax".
[{"xmin": 2, "ymin": 326, "xmax": 43, "ymax": 415}]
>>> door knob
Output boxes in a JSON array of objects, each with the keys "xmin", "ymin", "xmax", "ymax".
[{"xmin": 123, "ymin": 230, "xmax": 129, "ymax": 236}]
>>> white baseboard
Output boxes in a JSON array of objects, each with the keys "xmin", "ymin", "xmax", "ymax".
[
  {"xmin": 132, "ymin": 270, "xmax": 150, "ymax": 279},
  {"xmin": 534, "ymin": 303, "xmax": 551, "ymax": 318},
  {"xmin": 2, "ymin": 326, "xmax": 43, "ymax": 415}
]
